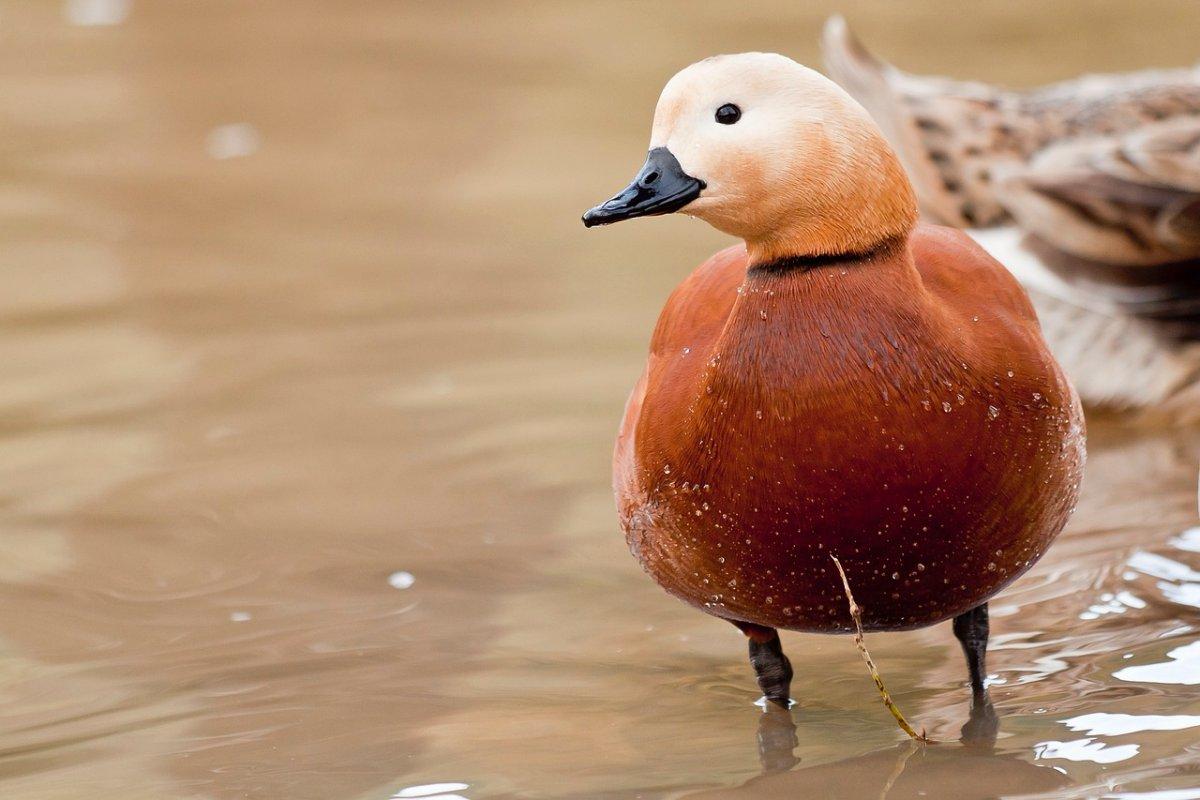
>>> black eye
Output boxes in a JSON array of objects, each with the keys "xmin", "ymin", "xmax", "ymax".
[{"xmin": 715, "ymin": 103, "xmax": 741, "ymax": 125}]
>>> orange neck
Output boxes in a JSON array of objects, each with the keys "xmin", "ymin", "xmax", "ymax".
[{"xmin": 742, "ymin": 137, "xmax": 919, "ymax": 266}]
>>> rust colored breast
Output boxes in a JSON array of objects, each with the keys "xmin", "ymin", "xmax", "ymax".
[{"xmin": 614, "ymin": 225, "xmax": 1084, "ymax": 633}]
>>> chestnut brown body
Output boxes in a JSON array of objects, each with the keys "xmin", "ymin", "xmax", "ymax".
[{"xmin": 615, "ymin": 224, "xmax": 1084, "ymax": 633}]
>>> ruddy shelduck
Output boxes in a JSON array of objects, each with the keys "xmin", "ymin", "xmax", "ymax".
[{"xmin": 582, "ymin": 53, "xmax": 1085, "ymax": 717}]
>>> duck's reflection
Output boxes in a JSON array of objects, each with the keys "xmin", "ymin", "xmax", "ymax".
[
  {"xmin": 758, "ymin": 695, "xmax": 999, "ymax": 772},
  {"xmin": 960, "ymin": 695, "xmax": 999, "ymax": 750},
  {"xmin": 719, "ymin": 698, "xmax": 1054, "ymax": 800},
  {"xmin": 726, "ymin": 743, "xmax": 1068, "ymax": 800},
  {"xmin": 691, "ymin": 701, "xmax": 1065, "ymax": 800},
  {"xmin": 756, "ymin": 705, "xmax": 800, "ymax": 772}
]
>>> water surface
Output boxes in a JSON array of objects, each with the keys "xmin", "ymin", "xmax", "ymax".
[{"xmin": 1, "ymin": 2, "xmax": 1199, "ymax": 798}]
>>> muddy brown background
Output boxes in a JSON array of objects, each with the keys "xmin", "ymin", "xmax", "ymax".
[{"xmin": 0, "ymin": 2, "xmax": 1199, "ymax": 799}]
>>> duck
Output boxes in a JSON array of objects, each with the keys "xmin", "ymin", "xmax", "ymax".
[
  {"xmin": 822, "ymin": 16, "xmax": 1200, "ymax": 417},
  {"xmin": 581, "ymin": 53, "xmax": 1085, "ymax": 712}
]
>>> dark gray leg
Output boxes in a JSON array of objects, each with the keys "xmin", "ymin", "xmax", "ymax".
[
  {"xmin": 733, "ymin": 621, "xmax": 794, "ymax": 708},
  {"xmin": 952, "ymin": 602, "xmax": 990, "ymax": 698},
  {"xmin": 954, "ymin": 603, "xmax": 999, "ymax": 745}
]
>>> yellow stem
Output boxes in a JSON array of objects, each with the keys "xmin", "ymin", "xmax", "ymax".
[{"xmin": 831, "ymin": 555, "xmax": 933, "ymax": 744}]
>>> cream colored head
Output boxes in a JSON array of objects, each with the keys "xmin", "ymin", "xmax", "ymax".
[{"xmin": 588, "ymin": 53, "xmax": 918, "ymax": 263}]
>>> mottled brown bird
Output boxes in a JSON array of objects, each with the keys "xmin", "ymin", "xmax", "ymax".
[{"xmin": 583, "ymin": 53, "xmax": 1085, "ymax": 712}]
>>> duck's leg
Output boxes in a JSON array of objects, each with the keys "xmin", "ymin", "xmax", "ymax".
[
  {"xmin": 732, "ymin": 621, "xmax": 793, "ymax": 707},
  {"xmin": 953, "ymin": 602, "xmax": 999, "ymax": 744},
  {"xmin": 952, "ymin": 602, "xmax": 990, "ymax": 699}
]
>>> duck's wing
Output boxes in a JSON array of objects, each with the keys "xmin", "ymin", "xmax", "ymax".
[
  {"xmin": 969, "ymin": 120, "xmax": 1200, "ymax": 404},
  {"xmin": 821, "ymin": 16, "xmax": 1200, "ymax": 230},
  {"xmin": 984, "ymin": 118, "xmax": 1200, "ymax": 353},
  {"xmin": 991, "ymin": 117, "xmax": 1200, "ymax": 267}
]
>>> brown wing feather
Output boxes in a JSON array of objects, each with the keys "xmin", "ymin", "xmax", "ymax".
[
  {"xmin": 821, "ymin": 16, "xmax": 1200, "ymax": 234},
  {"xmin": 821, "ymin": 15, "xmax": 1015, "ymax": 227},
  {"xmin": 993, "ymin": 117, "xmax": 1200, "ymax": 266}
]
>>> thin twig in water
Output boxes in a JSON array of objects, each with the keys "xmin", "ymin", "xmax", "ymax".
[{"xmin": 830, "ymin": 554, "xmax": 932, "ymax": 744}]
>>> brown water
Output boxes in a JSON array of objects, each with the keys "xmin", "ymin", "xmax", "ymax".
[{"xmin": 2, "ymin": 2, "xmax": 1200, "ymax": 798}]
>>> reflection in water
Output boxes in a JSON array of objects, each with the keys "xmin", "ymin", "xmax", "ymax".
[
  {"xmin": 1034, "ymin": 738, "xmax": 1139, "ymax": 765},
  {"xmin": 1127, "ymin": 552, "xmax": 1200, "ymax": 584},
  {"xmin": 1079, "ymin": 590, "xmax": 1147, "ymax": 621},
  {"xmin": 757, "ymin": 695, "xmax": 1000, "ymax": 773},
  {"xmin": 1115, "ymin": 642, "xmax": 1200, "ymax": 686},
  {"xmin": 205, "ymin": 123, "xmax": 261, "ymax": 161},
  {"xmin": 387, "ymin": 570, "xmax": 416, "ymax": 590},
  {"xmin": 1064, "ymin": 713, "xmax": 1200, "ymax": 736},
  {"xmin": 0, "ymin": 2, "xmax": 1198, "ymax": 799},
  {"xmin": 960, "ymin": 697, "xmax": 999, "ymax": 748},
  {"xmin": 1168, "ymin": 527, "xmax": 1200, "ymax": 552},
  {"xmin": 63, "ymin": 0, "xmax": 130, "ymax": 27},
  {"xmin": 756, "ymin": 706, "xmax": 799, "ymax": 772},
  {"xmin": 392, "ymin": 784, "xmax": 471, "ymax": 799},
  {"xmin": 687, "ymin": 738, "xmax": 1068, "ymax": 800}
]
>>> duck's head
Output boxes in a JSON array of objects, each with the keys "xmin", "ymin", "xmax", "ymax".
[{"xmin": 582, "ymin": 53, "xmax": 918, "ymax": 263}]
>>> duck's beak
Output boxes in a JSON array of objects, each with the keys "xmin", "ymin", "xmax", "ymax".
[{"xmin": 582, "ymin": 147, "xmax": 705, "ymax": 227}]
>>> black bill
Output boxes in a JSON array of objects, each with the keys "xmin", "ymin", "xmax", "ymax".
[{"xmin": 582, "ymin": 147, "xmax": 705, "ymax": 227}]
